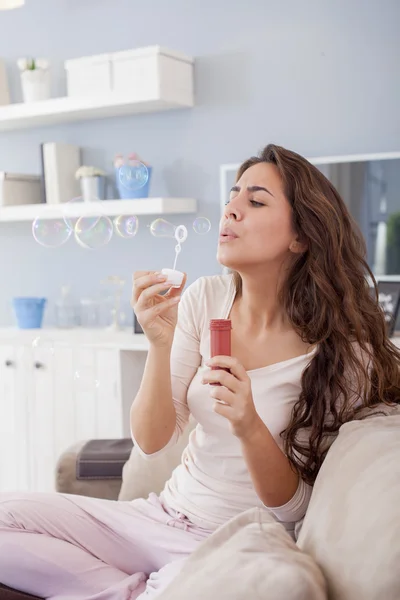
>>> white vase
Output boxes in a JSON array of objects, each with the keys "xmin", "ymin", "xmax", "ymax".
[
  {"xmin": 80, "ymin": 176, "xmax": 106, "ymax": 202},
  {"xmin": 21, "ymin": 69, "xmax": 50, "ymax": 103}
]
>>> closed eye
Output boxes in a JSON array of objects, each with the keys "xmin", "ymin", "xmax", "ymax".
[{"xmin": 224, "ymin": 198, "xmax": 265, "ymax": 207}]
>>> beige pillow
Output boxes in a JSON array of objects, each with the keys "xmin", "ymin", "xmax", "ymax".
[
  {"xmin": 297, "ymin": 410, "xmax": 400, "ymax": 600},
  {"xmin": 159, "ymin": 507, "xmax": 327, "ymax": 600},
  {"xmin": 118, "ymin": 421, "xmax": 195, "ymax": 501}
]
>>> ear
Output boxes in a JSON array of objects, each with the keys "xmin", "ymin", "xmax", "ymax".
[{"xmin": 289, "ymin": 239, "xmax": 308, "ymax": 254}]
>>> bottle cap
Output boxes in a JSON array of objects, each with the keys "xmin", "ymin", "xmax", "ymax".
[{"xmin": 209, "ymin": 319, "xmax": 232, "ymax": 331}]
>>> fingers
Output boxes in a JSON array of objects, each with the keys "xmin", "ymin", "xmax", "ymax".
[
  {"xmin": 137, "ymin": 281, "xmax": 173, "ymax": 305},
  {"xmin": 209, "ymin": 384, "xmax": 234, "ymax": 406},
  {"xmin": 139, "ymin": 296, "xmax": 181, "ymax": 326},
  {"xmin": 165, "ymin": 272, "xmax": 187, "ymax": 298},
  {"xmin": 202, "ymin": 369, "xmax": 238, "ymax": 392},
  {"xmin": 131, "ymin": 271, "xmax": 167, "ymax": 306},
  {"xmin": 206, "ymin": 356, "xmax": 248, "ymax": 382}
]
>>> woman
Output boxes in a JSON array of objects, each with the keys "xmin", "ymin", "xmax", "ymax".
[{"xmin": 1, "ymin": 144, "xmax": 399, "ymax": 600}]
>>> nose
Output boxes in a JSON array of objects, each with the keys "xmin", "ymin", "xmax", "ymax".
[{"xmin": 224, "ymin": 198, "xmax": 242, "ymax": 222}]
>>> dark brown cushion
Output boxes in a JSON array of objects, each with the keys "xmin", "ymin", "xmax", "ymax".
[
  {"xmin": 0, "ymin": 584, "xmax": 43, "ymax": 600},
  {"xmin": 76, "ymin": 438, "xmax": 133, "ymax": 480}
]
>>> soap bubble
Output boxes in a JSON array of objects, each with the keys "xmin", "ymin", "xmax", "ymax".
[
  {"xmin": 149, "ymin": 219, "xmax": 188, "ymax": 244},
  {"xmin": 114, "ymin": 215, "xmax": 139, "ymax": 239},
  {"xmin": 118, "ymin": 161, "xmax": 148, "ymax": 191},
  {"xmin": 149, "ymin": 218, "xmax": 176, "ymax": 239},
  {"xmin": 74, "ymin": 370, "xmax": 100, "ymax": 391},
  {"xmin": 32, "ymin": 217, "xmax": 72, "ymax": 248},
  {"xmin": 193, "ymin": 217, "xmax": 211, "ymax": 235},
  {"xmin": 32, "ymin": 336, "xmax": 55, "ymax": 356},
  {"xmin": 62, "ymin": 196, "xmax": 86, "ymax": 231},
  {"xmin": 75, "ymin": 215, "xmax": 113, "ymax": 249}
]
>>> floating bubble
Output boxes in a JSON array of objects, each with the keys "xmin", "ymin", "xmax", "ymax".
[
  {"xmin": 32, "ymin": 336, "xmax": 55, "ymax": 356},
  {"xmin": 74, "ymin": 370, "xmax": 100, "ymax": 390},
  {"xmin": 149, "ymin": 218, "xmax": 177, "ymax": 239},
  {"xmin": 75, "ymin": 215, "xmax": 113, "ymax": 250},
  {"xmin": 32, "ymin": 217, "xmax": 72, "ymax": 248},
  {"xmin": 62, "ymin": 197, "xmax": 85, "ymax": 231},
  {"xmin": 193, "ymin": 217, "xmax": 211, "ymax": 235},
  {"xmin": 118, "ymin": 161, "xmax": 148, "ymax": 191},
  {"xmin": 114, "ymin": 215, "xmax": 139, "ymax": 239}
]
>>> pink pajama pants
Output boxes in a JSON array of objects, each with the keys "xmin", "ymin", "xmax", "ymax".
[{"xmin": 0, "ymin": 491, "xmax": 212, "ymax": 600}]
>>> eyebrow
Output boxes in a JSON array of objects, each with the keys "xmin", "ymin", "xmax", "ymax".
[{"xmin": 230, "ymin": 185, "xmax": 275, "ymax": 198}]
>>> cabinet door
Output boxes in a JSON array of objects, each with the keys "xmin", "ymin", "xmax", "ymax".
[
  {"xmin": 52, "ymin": 345, "xmax": 75, "ymax": 465},
  {"xmin": 29, "ymin": 345, "xmax": 57, "ymax": 492},
  {"xmin": 0, "ymin": 345, "xmax": 30, "ymax": 492},
  {"xmin": 95, "ymin": 348, "xmax": 122, "ymax": 438},
  {"xmin": 72, "ymin": 347, "xmax": 122, "ymax": 441}
]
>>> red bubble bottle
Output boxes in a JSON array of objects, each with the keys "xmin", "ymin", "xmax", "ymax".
[{"xmin": 209, "ymin": 319, "xmax": 232, "ymax": 385}]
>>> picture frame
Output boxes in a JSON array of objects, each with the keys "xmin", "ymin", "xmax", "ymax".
[{"xmin": 374, "ymin": 280, "xmax": 400, "ymax": 337}]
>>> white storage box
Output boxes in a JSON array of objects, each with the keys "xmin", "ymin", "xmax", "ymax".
[
  {"xmin": 0, "ymin": 173, "xmax": 42, "ymax": 207},
  {"xmin": 65, "ymin": 53, "xmax": 112, "ymax": 98},
  {"xmin": 112, "ymin": 46, "xmax": 194, "ymax": 106}
]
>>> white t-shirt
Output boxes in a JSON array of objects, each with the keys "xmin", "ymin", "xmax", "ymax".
[{"xmin": 132, "ymin": 274, "xmax": 317, "ymax": 532}]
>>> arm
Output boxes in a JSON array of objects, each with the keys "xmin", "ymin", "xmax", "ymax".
[
  {"xmin": 240, "ymin": 422, "xmax": 313, "ymax": 522},
  {"xmin": 130, "ymin": 344, "xmax": 176, "ymax": 455},
  {"xmin": 203, "ymin": 355, "xmax": 313, "ymax": 522},
  {"xmin": 131, "ymin": 280, "xmax": 202, "ymax": 459}
]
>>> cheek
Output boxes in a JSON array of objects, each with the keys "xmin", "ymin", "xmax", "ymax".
[{"xmin": 252, "ymin": 214, "xmax": 293, "ymax": 253}]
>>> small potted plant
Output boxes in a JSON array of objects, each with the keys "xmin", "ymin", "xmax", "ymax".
[
  {"xmin": 75, "ymin": 166, "xmax": 107, "ymax": 202},
  {"xmin": 17, "ymin": 57, "xmax": 50, "ymax": 103}
]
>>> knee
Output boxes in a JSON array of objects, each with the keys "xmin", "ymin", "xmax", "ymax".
[{"xmin": 0, "ymin": 492, "xmax": 35, "ymax": 528}]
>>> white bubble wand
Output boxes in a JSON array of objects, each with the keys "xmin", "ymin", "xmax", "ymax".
[{"xmin": 161, "ymin": 224, "xmax": 188, "ymax": 288}]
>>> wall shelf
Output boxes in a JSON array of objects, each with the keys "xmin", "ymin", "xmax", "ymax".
[
  {"xmin": 0, "ymin": 93, "xmax": 193, "ymax": 132},
  {"xmin": 0, "ymin": 197, "xmax": 197, "ymax": 222}
]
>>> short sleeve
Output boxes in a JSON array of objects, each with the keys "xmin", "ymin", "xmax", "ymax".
[{"xmin": 264, "ymin": 478, "xmax": 313, "ymax": 523}]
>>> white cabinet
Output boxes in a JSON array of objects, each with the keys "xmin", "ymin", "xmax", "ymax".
[
  {"xmin": 0, "ymin": 345, "xmax": 30, "ymax": 491},
  {"xmin": 0, "ymin": 331, "xmax": 148, "ymax": 493}
]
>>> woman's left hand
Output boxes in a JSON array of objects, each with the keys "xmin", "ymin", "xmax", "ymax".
[{"xmin": 201, "ymin": 355, "xmax": 263, "ymax": 440}]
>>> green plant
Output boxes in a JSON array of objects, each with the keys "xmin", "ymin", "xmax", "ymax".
[{"xmin": 17, "ymin": 57, "xmax": 49, "ymax": 72}]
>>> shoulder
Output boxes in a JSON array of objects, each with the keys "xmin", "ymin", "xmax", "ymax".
[
  {"xmin": 179, "ymin": 274, "xmax": 235, "ymax": 335},
  {"xmin": 183, "ymin": 274, "xmax": 234, "ymax": 309}
]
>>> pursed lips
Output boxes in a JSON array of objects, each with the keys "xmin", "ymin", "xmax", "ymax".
[{"xmin": 219, "ymin": 227, "xmax": 239, "ymax": 242}]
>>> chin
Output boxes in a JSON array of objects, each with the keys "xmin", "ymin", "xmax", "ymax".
[{"xmin": 216, "ymin": 248, "xmax": 241, "ymax": 271}]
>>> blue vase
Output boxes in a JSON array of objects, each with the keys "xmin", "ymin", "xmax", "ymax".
[
  {"xmin": 115, "ymin": 166, "xmax": 152, "ymax": 199},
  {"xmin": 12, "ymin": 297, "xmax": 47, "ymax": 329}
]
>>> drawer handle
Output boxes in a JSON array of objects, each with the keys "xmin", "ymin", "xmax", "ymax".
[
  {"xmin": 5, "ymin": 360, "xmax": 14, "ymax": 367},
  {"xmin": 34, "ymin": 362, "xmax": 44, "ymax": 369}
]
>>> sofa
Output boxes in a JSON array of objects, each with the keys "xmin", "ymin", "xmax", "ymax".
[{"xmin": 1, "ymin": 408, "xmax": 399, "ymax": 600}]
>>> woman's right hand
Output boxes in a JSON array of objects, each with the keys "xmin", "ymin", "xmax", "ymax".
[{"xmin": 131, "ymin": 271, "xmax": 187, "ymax": 348}]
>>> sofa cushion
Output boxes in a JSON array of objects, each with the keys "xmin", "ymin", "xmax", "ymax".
[
  {"xmin": 76, "ymin": 438, "xmax": 133, "ymax": 479},
  {"xmin": 297, "ymin": 410, "xmax": 400, "ymax": 600},
  {"xmin": 55, "ymin": 441, "xmax": 122, "ymax": 500},
  {"xmin": 118, "ymin": 421, "xmax": 195, "ymax": 501},
  {"xmin": 159, "ymin": 507, "xmax": 327, "ymax": 600}
]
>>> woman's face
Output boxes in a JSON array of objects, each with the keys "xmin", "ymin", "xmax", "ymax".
[{"xmin": 217, "ymin": 162, "xmax": 300, "ymax": 272}]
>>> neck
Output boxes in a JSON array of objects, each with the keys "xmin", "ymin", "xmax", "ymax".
[{"xmin": 234, "ymin": 267, "xmax": 289, "ymax": 331}]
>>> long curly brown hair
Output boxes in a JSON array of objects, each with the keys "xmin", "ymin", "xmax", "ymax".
[{"xmin": 234, "ymin": 144, "xmax": 400, "ymax": 485}]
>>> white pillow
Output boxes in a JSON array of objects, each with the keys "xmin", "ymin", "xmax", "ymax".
[
  {"xmin": 297, "ymin": 410, "xmax": 400, "ymax": 600},
  {"xmin": 159, "ymin": 507, "xmax": 327, "ymax": 600}
]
